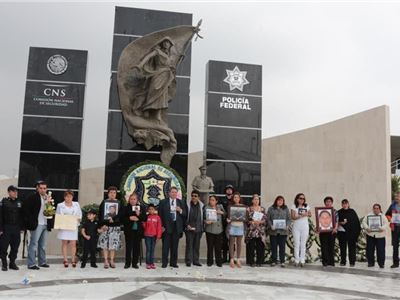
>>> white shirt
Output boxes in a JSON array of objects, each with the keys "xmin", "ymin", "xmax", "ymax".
[
  {"xmin": 170, "ymin": 198, "xmax": 177, "ymax": 221},
  {"xmin": 38, "ymin": 194, "xmax": 47, "ymax": 226},
  {"xmin": 291, "ymin": 204, "xmax": 310, "ymax": 228},
  {"xmin": 169, "ymin": 198, "xmax": 177, "ymax": 211}
]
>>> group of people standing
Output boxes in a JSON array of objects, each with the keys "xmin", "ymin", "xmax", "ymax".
[{"xmin": 1, "ymin": 181, "xmax": 400, "ymax": 272}]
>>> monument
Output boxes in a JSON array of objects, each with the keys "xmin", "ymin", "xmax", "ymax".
[
  {"xmin": 117, "ymin": 20, "xmax": 202, "ymax": 165},
  {"xmin": 191, "ymin": 165, "xmax": 214, "ymax": 204}
]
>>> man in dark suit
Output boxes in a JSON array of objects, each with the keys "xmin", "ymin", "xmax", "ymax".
[
  {"xmin": 23, "ymin": 181, "xmax": 53, "ymax": 270},
  {"xmin": 158, "ymin": 187, "xmax": 187, "ymax": 268}
]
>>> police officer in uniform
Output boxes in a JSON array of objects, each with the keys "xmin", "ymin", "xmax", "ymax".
[{"xmin": 0, "ymin": 185, "xmax": 24, "ymax": 271}]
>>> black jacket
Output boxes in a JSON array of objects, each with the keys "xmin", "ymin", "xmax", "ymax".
[
  {"xmin": 122, "ymin": 203, "xmax": 146, "ymax": 235},
  {"xmin": 158, "ymin": 198, "xmax": 187, "ymax": 235},
  {"xmin": 337, "ymin": 208, "xmax": 361, "ymax": 240},
  {"xmin": 22, "ymin": 192, "xmax": 53, "ymax": 231},
  {"xmin": 0, "ymin": 197, "xmax": 24, "ymax": 231},
  {"xmin": 98, "ymin": 199, "xmax": 122, "ymax": 227}
]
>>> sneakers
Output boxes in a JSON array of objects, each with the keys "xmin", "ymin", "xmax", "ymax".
[
  {"xmin": 146, "ymin": 264, "xmax": 152, "ymax": 269},
  {"xmin": 28, "ymin": 265, "xmax": 40, "ymax": 270},
  {"xmin": 281, "ymin": 263, "xmax": 286, "ymax": 268},
  {"xmin": 150, "ymin": 264, "xmax": 156, "ymax": 269}
]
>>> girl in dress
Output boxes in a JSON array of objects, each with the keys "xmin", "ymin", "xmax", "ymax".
[{"xmin": 56, "ymin": 190, "xmax": 82, "ymax": 268}]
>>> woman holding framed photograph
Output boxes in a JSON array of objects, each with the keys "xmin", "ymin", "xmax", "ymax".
[
  {"xmin": 203, "ymin": 195, "xmax": 225, "ymax": 267},
  {"xmin": 316, "ymin": 196, "xmax": 338, "ymax": 267},
  {"xmin": 122, "ymin": 192, "xmax": 145, "ymax": 269},
  {"xmin": 56, "ymin": 190, "xmax": 82, "ymax": 268},
  {"xmin": 362, "ymin": 203, "xmax": 389, "ymax": 268},
  {"xmin": 246, "ymin": 194, "xmax": 266, "ymax": 267},
  {"xmin": 290, "ymin": 193, "xmax": 311, "ymax": 267},
  {"xmin": 98, "ymin": 186, "xmax": 122, "ymax": 269},
  {"xmin": 337, "ymin": 199, "xmax": 361, "ymax": 267},
  {"xmin": 267, "ymin": 195, "xmax": 291, "ymax": 267},
  {"xmin": 226, "ymin": 192, "xmax": 247, "ymax": 268}
]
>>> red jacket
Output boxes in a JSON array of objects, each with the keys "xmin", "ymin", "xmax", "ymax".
[{"xmin": 142, "ymin": 214, "xmax": 162, "ymax": 239}]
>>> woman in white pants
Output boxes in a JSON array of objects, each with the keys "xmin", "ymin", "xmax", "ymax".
[{"xmin": 291, "ymin": 193, "xmax": 311, "ymax": 267}]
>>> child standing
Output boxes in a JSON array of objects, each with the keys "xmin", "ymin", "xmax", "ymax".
[
  {"xmin": 142, "ymin": 204, "xmax": 162, "ymax": 269},
  {"xmin": 80, "ymin": 209, "xmax": 98, "ymax": 268}
]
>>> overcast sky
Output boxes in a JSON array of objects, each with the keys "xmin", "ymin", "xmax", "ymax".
[{"xmin": 1, "ymin": 1, "xmax": 400, "ymax": 177}]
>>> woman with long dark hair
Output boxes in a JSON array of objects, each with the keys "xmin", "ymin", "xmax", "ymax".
[
  {"xmin": 291, "ymin": 193, "xmax": 311, "ymax": 267},
  {"xmin": 226, "ymin": 192, "xmax": 247, "ymax": 268},
  {"xmin": 267, "ymin": 195, "xmax": 291, "ymax": 267}
]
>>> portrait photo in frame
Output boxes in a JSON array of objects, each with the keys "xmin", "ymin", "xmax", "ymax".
[
  {"xmin": 315, "ymin": 207, "xmax": 335, "ymax": 232},
  {"xmin": 229, "ymin": 205, "xmax": 247, "ymax": 222}
]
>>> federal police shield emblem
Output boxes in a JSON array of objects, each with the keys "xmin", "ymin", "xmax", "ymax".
[{"xmin": 120, "ymin": 161, "xmax": 186, "ymax": 206}]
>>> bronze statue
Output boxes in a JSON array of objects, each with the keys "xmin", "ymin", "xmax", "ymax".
[
  {"xmin": 117, "ymin": 21, "xmax": 202, "ymax": 165},
  {"xmin": 192, "ymin": 165, "xmax": 214, "ymax": 205}
]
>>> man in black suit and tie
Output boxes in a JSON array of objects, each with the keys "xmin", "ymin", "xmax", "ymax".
[{"xmin": 159, "ymin": 187, "xmax": 187, "ymax": 268}]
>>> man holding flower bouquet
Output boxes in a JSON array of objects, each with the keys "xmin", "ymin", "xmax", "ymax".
[{"xmin": 23, "ymin": 181, "xmax": 55, "ymax": 270}]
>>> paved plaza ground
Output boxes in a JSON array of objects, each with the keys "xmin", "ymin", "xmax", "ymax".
[{"xmin": 0, "ymin": 258, "xmax": 399, "ymax": 299}]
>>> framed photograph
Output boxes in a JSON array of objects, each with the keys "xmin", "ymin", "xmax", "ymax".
[
  {"xmin": 230, "ymin": 206, "xmax": 247, "ymax": 222},
  {"xmin": 104, "ymin": 202, "xmax": 119, "ymax": 220},
  {"xmin": 392, "ymin": 213, "xmax": 400, "ymax": 224},
  {"xmin": 206, "ymin": 208, "xmax": 218, "ymax": 222},
  {"xmin": 298, "ymin": 208, "xmax": 308, "ymax": 215},
  {"xmin": 367, "ymin": 215, "xmax": 382, "ymax": 232},
  {"xmin": 315, "ymin": 207, "xmax": 335, "ymax": 232},
  {"xmin": 273, "ymin": 219, "xmax": 286, "ymax": 229},
  {"xmin": 252, "ymin": 211, "xmax": 264, "ymax": 221},
  {"xmin": 229, "ymin": 222, "xmax": 244, "ymax": 236},
  {"xmin": 132, "ymin": 205, "xmax": 141, "ymax": 215}
]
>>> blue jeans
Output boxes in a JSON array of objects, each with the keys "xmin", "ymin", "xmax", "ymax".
[
  {"xmin": 145, "ymin": 236, "xmax": 156, "ymax": 265},
  {"xmin": 27, "ymin": 225, "xmax": 48, "ymax": 267}
]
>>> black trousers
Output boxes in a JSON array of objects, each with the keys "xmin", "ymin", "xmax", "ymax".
[
  {"xmin": 124, "ymin": 230, "xmax": 141, "ymax": 266},
  {"xmin": 221, "ymin": 227, "xmax": 229, "ymax": 262},
  {"xmin": 162, "ymin": 231, "xmax": 180, "ymax": 266},
  {"xmin": 366, "ymin": 235, "xmax": 385, "ymax": 267},
  {"xmin": 270, "ymin": 234, "xmax": 287, "ymax": 263},
  {"xmin": 337, "ymin": 232, "xmax": 357, "ymax": 265},
  {"xmin": 0, "ymin": 225, "xmax": 21, "ymax": 262},
  {"xmin": 206, "ymin": 232, "xmax": 222, "ymax": 266},
  {"xmin": 320, "ymin": 232, "xmax": 336, "ymax": 266},
  {"xmin": 392, "ymin": 226, "xmax": 400, "ymax": 265},
  {"xmin": 82, "ymin": 238, "xmax": 97, "ymax": 264},
  {"xmin": 185, "ymin": 231, "xmax": 202, "ymax": 264},
  {"xmin": 248, "ymin": 237, "xmax": 265, "ymax": 265}
]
